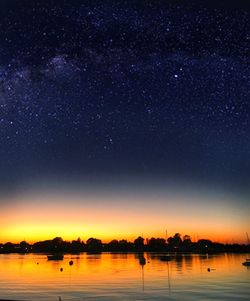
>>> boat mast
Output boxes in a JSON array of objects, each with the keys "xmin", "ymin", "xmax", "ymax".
[{"xmin": 246, "ymin": 232, "xmax": 250, "ymax": 245}]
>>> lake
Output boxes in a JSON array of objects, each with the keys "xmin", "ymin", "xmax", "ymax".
[{"xmin": 0, "ymin": 253, "xmax": 249, "ymax": 300}]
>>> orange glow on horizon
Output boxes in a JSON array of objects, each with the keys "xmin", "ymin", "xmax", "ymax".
[{"xmin": 0, "ymin": 191, "xmax": 249, "ymax": 244}]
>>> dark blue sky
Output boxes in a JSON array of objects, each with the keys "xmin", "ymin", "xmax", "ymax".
[{"xmin": 0, "ymin": 0, "xmax": 249, "ymax": 194}]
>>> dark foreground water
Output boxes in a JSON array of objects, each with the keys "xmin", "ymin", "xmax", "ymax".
[{"xmin": 0, "ymin": 253, "xmax": 249, "ymax": 300}]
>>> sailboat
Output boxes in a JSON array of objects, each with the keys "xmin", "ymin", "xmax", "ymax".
[{"xmin": 242, "ymin": 232, "xmax": 250, "ymax": 266}]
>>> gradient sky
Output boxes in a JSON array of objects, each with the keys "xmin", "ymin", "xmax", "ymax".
[
  {"xmin": 1, "ymin": 179, "xmax": 249, "ymax": 244},
  {"xmin": 0, "ymin": 0, "xmax": 249, "ymax": 243}
]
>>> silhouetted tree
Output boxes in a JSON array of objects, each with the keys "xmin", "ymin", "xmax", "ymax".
[
  {"xmin": 183, "ymin": 235, "xmax": 191, "ymax": 241},
  {"xmin": 119, "ymin": 239, "xmax": 133, "ymax": 252},
  {"xmin": 19, "ymin": 241, "xmax": 30, "ymax": 253},
  {"xmin": 134, "ymin": 236, "xmax": 144, "ymax": 251},
  {"xmin": 71, "ymin": 237, "xmax": 84, "ymax": 253},
  {"xmin": 197, "ymin": 239, "xmax": 212, "ymax": 252},
  {"xmin": 148, "ymin": 238, "xmax": 166, "ymax": 251},
  {"xmin": 86, "ymin": 238, "xmax": 102, "ymax": 252},
  {"xmin": 167, "ymin": 233, "xmax": 182, "ymax": 250},
  {"xmin": 182, "ymin": 235, "xmax": 192, "ymax": 251},
  {"xmin": 51, "ymin": 237, "xmax": 64, "ymax": 252},
  {"xmin": 107, "ymin": 240, "xmax": 119, "ymax": 252},
  {"xmin": 3, "ymin": 242, "xmax": 16, "ymax": 253}
]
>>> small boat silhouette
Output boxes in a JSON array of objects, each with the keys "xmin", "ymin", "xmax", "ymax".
[
  {"xmin": 160, "ymin": 255, "xmax": 171, "ymax": 262},
  {"xmin": 47, "ymin": 254, "xmax": 64, "ymax": 260},
  {"xmin": 242, "ymin": 259, "xmax": 250, "ymax": 266},
  {"xmin": 139, "ymin": 257, "xmax": 146, "ymax": 266}
]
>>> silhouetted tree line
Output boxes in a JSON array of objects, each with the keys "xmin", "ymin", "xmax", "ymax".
[{"xmin": 0, "ymin": 233, "xmax": 249, "ymax": 254}]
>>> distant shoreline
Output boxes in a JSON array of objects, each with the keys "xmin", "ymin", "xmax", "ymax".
[{"xmin": 1, "ymin": 236, "xmax": 249, "ymax": 254}]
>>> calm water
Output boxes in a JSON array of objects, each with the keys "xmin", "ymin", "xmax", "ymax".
[{"xmin": 0, "ymin": 253, "xmax": 249, "ymax": 300}]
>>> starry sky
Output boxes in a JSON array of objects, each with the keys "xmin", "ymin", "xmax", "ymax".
[{"xmin": 0, "ymin": 1, "xmax": 249, "ymax": 242}]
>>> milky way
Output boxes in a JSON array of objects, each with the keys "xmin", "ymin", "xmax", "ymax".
[{"xmin": 0, "ymin": 0, "xmax": 249, "ymax": 193}]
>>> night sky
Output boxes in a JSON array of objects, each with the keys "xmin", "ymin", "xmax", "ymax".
[
  {"xmin": 0, "ymin": 1, "xmax": 250, "ymax": 240},
  {"xmin": 0, "ymin": 0, "xmax": 250, "ymax": 243}
]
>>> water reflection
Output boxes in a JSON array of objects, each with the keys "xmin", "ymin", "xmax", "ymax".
[
  {"xmin": 136, "ymin": 252, "xmax": 146, "ymax": 291},
  {"xmin": 0, "ymin": 253, "xmax": 249, "ymax": 300}
]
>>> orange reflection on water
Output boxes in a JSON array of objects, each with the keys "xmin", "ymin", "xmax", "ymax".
[
  {"xmin": 0, "ymin": 253, "xmax": 249, "ymax": 300},
  {"xmin": 0, "ymin": 253, "xmax": 247, "ymax": 286}
]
